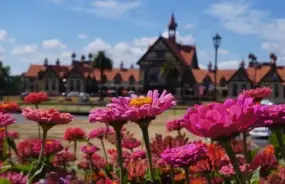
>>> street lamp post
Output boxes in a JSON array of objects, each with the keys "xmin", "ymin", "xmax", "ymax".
[{"xmin": 213, "ymin": 33, "xmax": 222, "ymax": 101}]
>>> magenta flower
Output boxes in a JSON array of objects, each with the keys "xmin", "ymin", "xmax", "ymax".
[
  {"xmin": 184, "ymin": 94, "xmax": 260, "ymax": 139},
  {"xmin": 166, "ymin": 119, "xmax": 184, "ymax": 132},
  {"xmin": 81, "ymin": 144, "xmax": 99, "ymax": 156},
  {"xmin": 89, "ymin": 108, "xmax": 127, "ymax": 123},
  {"xmin": 122, "ymin": 137, "xmax": 141, "ymax": 150},
  {"xmin": 132, "ymin": 149, "xmax": 147, "ymax": 160},
  {"xmin": 22, "ymin": 108, "xmax": 73, "ymax": 126},
  {"xmin": 160, "ymin": 141, "xmax": 207, "ymax": 167},
  {"xmin": 219, "ymin": 164, "xmax": 249, "ymax": 176},
  {"xmin": 256, "ymin": 104, "xmax": 285, "ymax": 127},
  {"xmin": 0, "ymin": 112, "xmax": 15, "ymax": 127},
  {"xmin": 0, "ymin": 172, "xmax": 27, "ymax": 184},
  {"xmin": 107, "ymin": 90, "xmax": 176, "ymax": 121},
  {"xmin": 242, "ymin": 87, "xmax": 272, "ymax": 102},
  {"xmin": 88, "ymin": 126, "xmax": 114, "ymax": 139}
]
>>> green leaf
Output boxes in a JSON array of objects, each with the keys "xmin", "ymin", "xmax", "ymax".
[
  {"xmin": 104, "ymin": 164, "xmax": 113, "ymax": 179},
  {"xmin": 5, "ymin": 137, "xmax": 17, "ymax": 154},
  {"xmin": 249, "ymin": 148, "xmax": 260, "ymax": 162},
  {"xmin": 250, "ymin": 167, "xmax": 260, "ymax": 184},
  {"xmin": 0, "ymin": 178, "xmax": 11, "ymax": 184},
  {"xmin": 115, "ymin": 168, "xmax": 128, "ymax": 184}
]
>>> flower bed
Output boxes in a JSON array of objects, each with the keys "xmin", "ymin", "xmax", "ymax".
[{"xmin": 0, "ymin": 87, "xmax": 283, "ymax": 184}]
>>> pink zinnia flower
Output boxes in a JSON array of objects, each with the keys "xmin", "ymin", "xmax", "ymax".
[
  {"xmin": 24, "ymin": 92, "xmax": 48, "ymax": 104},
  {"xmin": 22, "ymin": 108, "xmax": 73, "ymax": 126},
  {"xmin": 160, "ymin": 141, "xmax": 207, "ymax": 167},
  {"xmin": 132, "ymin": 149, "xmax": 146, "ymax": 160},
  {"xmin": 8, "ymin": 131, "xmax": 19, "ymax": 139},
  {"xmin": 166, "ymin": 119, "xmax": 184, "ymax": 132},
  {"xmin": 0, "ymin": 112, "xmax": 15, "ymax": 127},
  {"xmin": 89, "ymin": 107, "xmax": 128, "ymax": 123},
  {"xmin": 64, "ymin": 127, "xmax": 85, "ymax": 142},
  {"xmin": 88, "ymin": 126, "xmax": 114, "ymax": 139},
  {"xmin": 108, "ymin": 149, "xmax": 131, "ymax": 162},
  {"xmin": 53, "ymin": 148, "xmax": 75, "ymax": 166},
  {"xmin": 0, "ymin": 172, "xmax": 27, "ymax": 184},
  {"xmin": 0, "ymin": 102, "xmax": 20, "ymax": 113},
  {"xmin": 250, "ymin": 145, "xmax": 278, "ymax": 172},
  {"xmin": 219, "ymin": 164, "xmax": 249, "ymax": 177},
  {"xmin": 183, "ymin": 94, "xmax": 260, "ymax": 139},
  {"xmin": 122, "ymin": 136, "xmax": 141, "ymax": 150},
  {"xmin": 242, "ymin": 87, "xmax": 272, "ymax": 102},
  {"xmin": 81, "ymin": 144, "xmax": 99, "ymax": 156},
  {"xmin": 17, "ymin": 139, "xmax": 63, "ymax": 163},
  {"xmin": 256, "ymin": 104, "xmax": 285, "ymax": 127},
  {"xmin": 92, "ymin": 154, "xmax": 107, "ymax": 169},
  {"xmin": 107, "ymin": 90, "xmax": 176, "ymax": 121}
]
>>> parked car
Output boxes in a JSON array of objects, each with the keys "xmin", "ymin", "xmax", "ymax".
[
  {"xmin": 249, "ymin": 99, "xmax": 273, "ymax": 138},
  {"xmin": 20, "ymin": 92, "xmax": 29, "ymax": 100},
  {"xmin": 67, "ymin": 92, "xmax": 79, "ymax": 97},
  {"xmin": 79, "ymin": 92, "xmax": 90, "ymax": 103}
]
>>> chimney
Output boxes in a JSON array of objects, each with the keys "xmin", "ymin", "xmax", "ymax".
[
  {"xmin": 120, "ymin": 61, "xmax": 124, "ymax": 70},
  {"xmin": 81, "ymin": 55, "xmax": 85, "ymax": 62},
  {"xmin": 239, "ymin": 60, "xmax": 245, "ymax": 69},
  {"xmin": 208, "ymin": 61, "xmax": 212, "ymax": 72},
  {"xmin": 270, "ymin": 53, "xmax": 277, "ymax": 65},
  {"xmin": 130, "ymin": 63, "xmax": 134, "ymax": 69},
  {"xmin": 56, "ymin": 58, "xmax": 60, "ymax": 66},
  {"xmin": 44, "ymin": 57, "xmax": 48, "ymax": 66}
]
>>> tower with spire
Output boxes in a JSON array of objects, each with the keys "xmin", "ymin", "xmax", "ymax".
[{"xmin": 168, "ymin": 13, "xmax": 177, "ymax": 42}]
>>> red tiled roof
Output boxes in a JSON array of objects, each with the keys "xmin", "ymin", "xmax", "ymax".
[
  {"xmin": 192, "ymin": 69, "xmax": 235, "ymax": 84},
  {"xmin": 246, "ymin": 66, "xmax": 271, "ymax": 84},
  {"xmin": 24, "ymin": 65, "xmax": 45, "ymax": 77},
  {"xmin": 162, "ymin": 37, "xmax": 196, "ymax": 66},
  {"xmin": 25, "ymin": 64, "xmax": 139, "ymax": 82}
]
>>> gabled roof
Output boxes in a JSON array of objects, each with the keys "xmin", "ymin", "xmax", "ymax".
[
  {"xmin": 191, "ymin": 69, "xmax": 235, "ymax": 84},
  {"xmin": 137, "ymin": 36, "xmax": 196, "ymax": 67},
  {"xmin": 24, "ymin": 63, "xmax": 139, "ymax": 82}
]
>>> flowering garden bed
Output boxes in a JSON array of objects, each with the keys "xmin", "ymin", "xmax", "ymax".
[{"xmin": 0, "ymin": 88, "xmax": 283, "ymax": 183}]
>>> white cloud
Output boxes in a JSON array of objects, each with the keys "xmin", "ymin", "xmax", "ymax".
[
  {"xmin": 208, "ymin": 0, "xmax": 285, "ymax": 63},
  {"xmin": 218, "ymin": 60, "xmax": 239, "ymax": 69},
  {"xmin": 162, "ymin": 31, "xmax": 196, "ymax": 45},
  {"xmin": 42, "ymin": 39, "xmax": 67, "ymax": 49},
  {"xmin": 87, "ymin": 0, "xmax": 142, "ymax": 19},
  {"xmin": 219, "ymin": 49, "xmax": 229, "ymax": 55},
  {"xmin": 0, "ymin": 29, "xmax": 8, "ymax": 41},
  {"xmin": 78, "ymin": 33, "xmax": 88, "ymax": 39},
  {"xmin": 11, "ymin": 44, "xmax": 38, "ymax": 55},
  {"xmin": 184, "ymin": 24, "xmax": 196, "ymax": 29},
  {"xmin": 83, "ymin": 32, "xmax": 197, "ymax": 68}
]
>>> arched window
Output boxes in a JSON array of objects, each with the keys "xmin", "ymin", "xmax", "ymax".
[
  {"xmin": 129, "ymin": 75, "xmax": 136, "ymax": 85},
  {"xmin": 114, "ymin": 73, "xmax": 122, "ymax": 84}
]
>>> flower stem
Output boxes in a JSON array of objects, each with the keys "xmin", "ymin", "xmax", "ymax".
[
  {"xmin": 138, "ymin": 120, "xmax": 155, "ymax": 182},
  {"xmin": 183, "ymin": 167, "xmax": 190, "ymax": 184},
  {"xmin": 223, "ymin": 140, "xmax": 246, "ymax": 184},
  {"xmin": 100, "ymin": 138, "xmax": 108, "ymax": 162},
  {"xmin": 170, "ymin": 167, "xmax": 175, "ymax": 184},
  {"xmin": 111, "ymin": 122, "xmax": 125, "ymax": 184},
  {"xmin": 205, "ymin": 173, "xmax": 212, "ymax": 184},
  {"xmin": 275, "ymin": 129, "xmax": 285, "ymax": 161},
  {"xmin": 38, "ymin": 127, "xmax": 48, "ymax": 164},
  {"xmin": 242, "ymin": 133, "xmax": 250, "ymax": 184},
  {"xmin": 35, "ymin": 104, "xmax": 41, "ymax": 139},
  {"xmin": 5, "ymin": 127, "xmax": 13, "ymax": 166},
  {"xmin": 74, "ymin": 141, "xmax": 77, "ymax": 165}
]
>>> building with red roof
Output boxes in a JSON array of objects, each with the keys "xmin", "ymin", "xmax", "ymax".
[{"xmin": 23, "ymin": 14, "xmax": 285, "ymax": 103}]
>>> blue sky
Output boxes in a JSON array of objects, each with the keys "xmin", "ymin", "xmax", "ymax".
[{"xmin": 0, "ymin": 0, "xmax": 285, "ymax": 75}]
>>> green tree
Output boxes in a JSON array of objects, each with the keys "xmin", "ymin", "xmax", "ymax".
[
  {"xmin": 92, "ymin": 51, "xmax": 113, "ymax": 100},
  {"xmin": 0, "ymin": 62, "xmax": 10, "ymax": 95}
]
